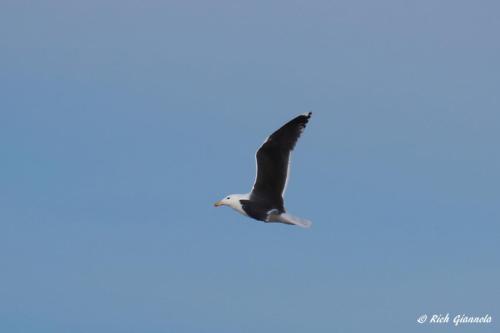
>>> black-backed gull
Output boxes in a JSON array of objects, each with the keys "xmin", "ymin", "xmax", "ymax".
[{"xmin": 214, "ymin": 112, "xmax": 312, "ymax": 228}]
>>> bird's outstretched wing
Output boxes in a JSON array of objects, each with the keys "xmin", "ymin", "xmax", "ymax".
[{"xmin": 250, "ymin": 112, "xmax": 312, "ymax": 207}]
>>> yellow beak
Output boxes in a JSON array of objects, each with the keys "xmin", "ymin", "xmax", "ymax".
[{"xmin": 214, "ymin": 201, "xmax": 223, "ymax": 207}]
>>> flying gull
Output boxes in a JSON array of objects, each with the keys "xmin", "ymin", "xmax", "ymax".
[{"xmin": 214, "ymin": 112, "xmax": 312, "ymax": 228}]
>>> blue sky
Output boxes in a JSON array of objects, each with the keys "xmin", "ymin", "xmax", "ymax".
[{"xmin": 1, "ymin": 1, "xmax": 499, "ymax": 332}]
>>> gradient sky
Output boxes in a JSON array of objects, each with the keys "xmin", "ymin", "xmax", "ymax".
[{"xmin": 1, "ymin": 1, "xmax": 499, "ymax": 332}]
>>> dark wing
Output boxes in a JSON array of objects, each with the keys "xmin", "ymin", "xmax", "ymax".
[{"xmin": 250, "ymin": 112, "xmax": 312, "ymax": 208}]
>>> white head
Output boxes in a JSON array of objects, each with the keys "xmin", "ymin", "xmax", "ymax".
[{"xmin": 214, "ymin": 193, "xmax": 249, "ymax": 214}]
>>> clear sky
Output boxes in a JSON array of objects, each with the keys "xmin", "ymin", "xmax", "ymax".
[{"xmin": 1, "ymin": 1, "xmax": 499, "ymax": 332}]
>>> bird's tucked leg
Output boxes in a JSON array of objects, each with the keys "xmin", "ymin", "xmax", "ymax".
[{"xmin": 265, "ymin": 209, "xmax": 282, "ymax": 222}]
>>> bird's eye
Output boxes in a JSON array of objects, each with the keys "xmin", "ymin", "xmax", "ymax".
[{"xmin": 227, "ymin": 197, "xmax": 230, "ymax": 199}]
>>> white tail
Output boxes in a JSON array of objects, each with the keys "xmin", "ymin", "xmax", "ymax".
[{"xmin": 278, "ymin": 213, "xmax": 312, "ymax": 228}]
